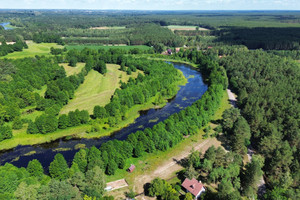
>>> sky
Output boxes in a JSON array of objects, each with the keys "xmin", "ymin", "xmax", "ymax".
[{"xmin": 0, "ymin": 0, "xmax": 300, "ymax": 10}]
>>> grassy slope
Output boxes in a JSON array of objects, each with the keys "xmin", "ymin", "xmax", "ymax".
[
  {"xmin": 60, "ymin": 63, "xmax": 85, "ymax": 77},
  {"xmin": 105, "ymin": 90, "xmax": 231, "ymax": 184},
  {"xmin": 2, "ymin": 41, "xmax": 63, "ymax": 59},
  {"xmin": 66, "ymin": 45, "xmax": 151, "ymax": 51},
  {"xmin": 60, "ymin": 64, "xmax": 141, "ymax": 114}
]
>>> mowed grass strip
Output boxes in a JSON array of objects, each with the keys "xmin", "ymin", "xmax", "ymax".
[
  {"xmin": 60, "ymin": 63, "xmax": 85, "ymax": 76},
  {"xmin": 2, "ymin": 41, "xmax": 64, "ymax": 59},
  {"xmin": 167, "ymin": 25, "xmax": 209, "ymax": 31},
  {"xmin": 66, "ymin": 45, "xmax": 151, "ymax": 51},
  {"xmin": 60, "ymin": 64, "xmax": 141, "ymax": 114}
]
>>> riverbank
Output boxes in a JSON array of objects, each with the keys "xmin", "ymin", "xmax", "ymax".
[
  {"xmin": 0, "ymin": 66, "xmax": 187, "ymax": 151},
  {"xmin": 105, "ymin": 89, "xmax": 231, "ymax": 199}
]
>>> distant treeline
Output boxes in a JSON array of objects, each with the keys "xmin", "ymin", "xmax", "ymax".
[{"xmin": 216, "ymin": 27, "xmax": 300, "ymax": 50}]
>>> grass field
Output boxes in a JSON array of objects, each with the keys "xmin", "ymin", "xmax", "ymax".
[
  {"xmin": 2, "ymin": 41, "xmax": 64, "ymax": 59},
  {"xmin": 89, "ymin": 26, "xmax": 126, "ymax": 30},
  {"xmin": 66, "ymin": 45, "xmax": 151, "ymax": 51},
  {"xmin": 167, "ymin": 25, "xmax": 209, "ymax": 31},
  {"xmin": 60, "ymin": 62, "xmax": 85, "ymax": 76},
  {"xmin": 60, "ymin": 64, "xmax": 141, "ymax": 114}
]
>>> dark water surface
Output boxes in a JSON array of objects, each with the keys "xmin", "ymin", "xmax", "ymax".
[{"xmin": 0, "ymin": 62, "xmax": 208, "ymax": 170}]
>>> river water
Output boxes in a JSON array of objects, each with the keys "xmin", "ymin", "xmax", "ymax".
[{"xmin": 0, "ymin": 62, "xmax": 208, "ymax": 170}]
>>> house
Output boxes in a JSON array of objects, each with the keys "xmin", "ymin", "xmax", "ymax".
[
  {"xmin": 181, "ymin": 178, "xmax": 205, "ymax": 199},
  {"xmin": 127, "ymin": 164, "xmax": 135, "ymax": 173}
]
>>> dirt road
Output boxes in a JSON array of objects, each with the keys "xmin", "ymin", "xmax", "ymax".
[{"xmin": 133, "ymin": 137, "xmax": 222, "ymax": 199}]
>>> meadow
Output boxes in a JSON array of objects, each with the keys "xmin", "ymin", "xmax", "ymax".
[
  {"xmin": 167, "ymin": 25, "xmax": 209, "ymax": 31},
  {"xmin": 2, "ymin": 41, "xmax": 63, "ymax": 59},
  {"xmin": 66, "ymin": 45, "xmax": 151, "ymax": 51},
  {"xmin": 60, "ymin": 62, "xmax": 86, "ymax": 76},
  {"xmin": 60, "ymin": 64, "xmax": 141, "ymax": 114}
]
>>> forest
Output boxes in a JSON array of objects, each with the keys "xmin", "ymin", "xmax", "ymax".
[{"xmin": 0, "ymin": 9, "xmax": 299, "ymax": 200}]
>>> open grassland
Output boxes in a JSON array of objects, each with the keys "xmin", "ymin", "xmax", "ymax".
[
  {"xmin": 0, "ymin": 125, "xmax": 89, "ymax": 151},
  {"xmin": 60, "ymin": 62, "xmax": 85, "ymax": 76},
  {"xmin": 167, "ymin": 25, "xmax": 209, "ymax": 31},
  {"xmin": 66, "ymin": 45, "xmax": 151, "ymax": 51},
  {"xmin": 2, "ymin": 41, "xmax": 63, "ymax": 59},
  {"xmin": 89, "ymin": 26, "xmax": 126, "ymax": 30},
  {"xmin": 105, "ymin": 90, "xmax": 230, "ymax": 198},
  {"xmin": 60, "ymin": 64, "xmax": 141, "ymax": 114}
]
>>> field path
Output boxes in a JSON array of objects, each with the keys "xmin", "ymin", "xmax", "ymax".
[{"xmin": 133, "ymin": 137, "xmax": 221, "ymax": 199}]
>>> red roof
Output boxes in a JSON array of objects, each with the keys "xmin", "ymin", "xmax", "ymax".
[
  {"xmin": 181, "ymin": 178, "xmax": 204, "ymax": 197},
  {"xmin": 128, "ymin": 164, "xmax": 135, "ymax": 172}
]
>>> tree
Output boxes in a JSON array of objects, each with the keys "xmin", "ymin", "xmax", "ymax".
[
  {"xmin": 69, "ymin": 57, "xmax": 78, "ymax": 67},
  {"xmin": 49, "ymin": 153, "xmax": 69, "ymax": 180},
  {"xmin": 14, "ymin": 182, "xmax": 38, "ymax": 200},
  {"xmin": 85, "ymin": 166, "xmax": 106, "ymax": 198},
  {"xmin": 184, "ymin": 164, "xmax": 198, "ymax": 180},
  {"xmin": 27, "ymin": 121, "xmax": 39, "ymax": 134},
  {"xmin": 0, "ymin": 125, "xmax": 12, "ymax": 141},
  {"xmin": 58, "ymin": 114, "xmax": 70, "ymax": 129},
  {"xmin": 27, "ymin": 159, "xmax": 44, "ymax": 177},
  {"xmin": 12, "ymin": 117, "xmax": 23, "ymax": 130},
  {"xmin": 184, "ymin": 192, "xmax": 193, "ymax": 200},
  {"xmin": 106, "ymin": 160, "xmax": 117, "ymax": 175},
  {"xmin": 242, "ymin": 155, "xmax": 264, "ymax": 197},
  {"xmin": 93, "ymin": 106, "xmax": 106, "ymax": 119},
  {"xmin": 72, "ymin": 149, "xmax": 88, "ymax": 173}
]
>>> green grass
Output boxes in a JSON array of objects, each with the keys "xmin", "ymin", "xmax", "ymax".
[
  {"xmin": 167, "ymin": 25, "xmax": 209, "ymax": 31},
  {"xmin": 66, "ymin": 45, "xmax": 151, "ymax": 51},
  {"xmin": 2, "ymin": 41, "xmax": 64, "ymax": 59},
  {"xmin": 60, "ymin": 64, "xmax": 141, "ymax": 114},
  {"xmin": 90, "ymin": 26, "xmax": 126, "ymax": 30},
  {"xmin": 0, "ymin": 125, "xmax": 89, "ymax": 151},
  {"xmin": 60, "ymin": 63, "xmax": 85, "ymax": 76}
]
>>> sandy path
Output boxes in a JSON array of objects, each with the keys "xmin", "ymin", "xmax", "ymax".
[
  {"xmin": 227, "ymin": 89, "xmax": 237, "ymax": 108},
  {"xmin": 133, "ymin": 137, "xmax": 221, "ymax": 199}
]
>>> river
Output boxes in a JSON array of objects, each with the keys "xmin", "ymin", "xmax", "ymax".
[{"xmin": 0, "ymin": 62, "xmax": 208, "ymax": 170}]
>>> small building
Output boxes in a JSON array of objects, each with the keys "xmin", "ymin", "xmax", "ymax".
[
  {"xmin": 127, "ymin": 164, "xmax": 135, "ymax": 173},
  {"xmin": 181, "ymin": 178, "xmax": 205, "ymax": 199},
  {"xmin": 167, "ymin": 49, "xmax": 172, "ymax": 55}
]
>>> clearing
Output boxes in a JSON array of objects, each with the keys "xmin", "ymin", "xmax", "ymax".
[
  {"xmin": 89, "ymin": 26, "xmax": 126, "ymax": 30},
  {"xmin": 60, "ymin": 64, "xmax": 141, "ymax": 114},
  {"xmin": 60, "ymin": 62, "xmax": 85, "ymax": 76},
  {"xmin": 2, "ymin": 41, "xmax": 63, "ymax": 59},
  {"xmin": 167, "ymin": 25, "xmax": 209, "ymax": 31},
  {"xmin": 66, "ymin": 45, "xmax": 151, "ymax": 51}
]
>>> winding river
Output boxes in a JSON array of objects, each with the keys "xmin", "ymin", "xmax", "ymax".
[{"xmin": 0, "ymin": 62, "xmax": 208, "ymax": 170}]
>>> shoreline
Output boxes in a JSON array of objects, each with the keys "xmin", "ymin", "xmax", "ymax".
[{"xmin": 0, "ymin": 67, "xmax": 187, "ymax": 152}]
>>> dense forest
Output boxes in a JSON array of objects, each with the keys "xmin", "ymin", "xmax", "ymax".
[
  {"xmin": 220, "ymin": 50, "xmax": 300, "ymax": 199},
  {"xmin": 1, "ymin": 10, "xmax": 300, "ymax": 49}
]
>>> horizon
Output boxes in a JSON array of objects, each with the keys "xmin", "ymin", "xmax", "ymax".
[{"xmin": 1, "ymin": 0, "xmax": 300, "ymax": 11}]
